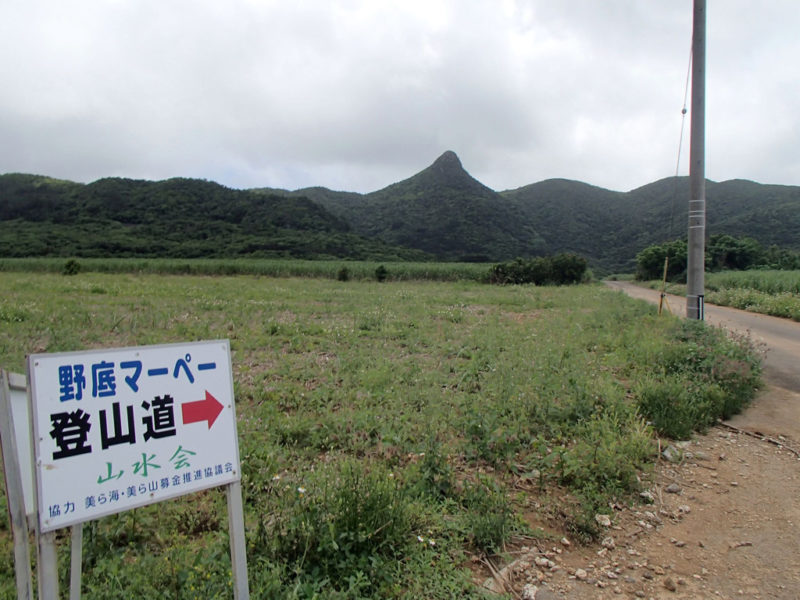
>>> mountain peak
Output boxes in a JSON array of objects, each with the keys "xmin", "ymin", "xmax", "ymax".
[
  {"xmin": 401, "ymin": 150, "xmax": 494, "ymax": 195},
  {"xmin": 431, "ymin": 150, "xmax": 463, "ymax": 173}
]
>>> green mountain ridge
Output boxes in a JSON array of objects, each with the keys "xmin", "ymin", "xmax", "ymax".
[
  {"xmin": 2, "ymin": 152, "xmax": 800, "ymax": 271},
  {"xmin": 0, "ymin": 174, "xmax": 429, "ymax": 261}
]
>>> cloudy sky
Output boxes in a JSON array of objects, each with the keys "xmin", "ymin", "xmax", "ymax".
[{"xmin": 1, "ymin": 1, "xmax": 798, "ymax": 194}]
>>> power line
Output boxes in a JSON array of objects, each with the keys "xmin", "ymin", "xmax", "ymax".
[{"xmin": 668, "ymin": 45, "xmax": 693, "ymax": 243}]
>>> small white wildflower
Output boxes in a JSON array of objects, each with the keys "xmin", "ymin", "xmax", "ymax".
[
  {"xmin": 297, "ymin": 487, "xmax": 306, "ymax": 495},
  {"xmin": 417, "ymin": 535, "xmax": 425, "ymax": 543},
  {"xmin": 388, "ymin": 472, "xmax": 394, "ymax": 478},
  {"xmin": 428, "ymin": 539, "xmax": 436, "ymax": 546},
  {"xmin": 272, "ymin": 474, "xmax": 281, "ymax": 482}
]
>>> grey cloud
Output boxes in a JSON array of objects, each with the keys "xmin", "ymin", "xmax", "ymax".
[{"xmin": 1, "ymin": 1, "xmax": 798, "ymax": 193}]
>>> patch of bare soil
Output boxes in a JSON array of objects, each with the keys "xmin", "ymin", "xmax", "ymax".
[{"xmin": 481, "ymin": 384, "xmax": 800, "ymax": 600}]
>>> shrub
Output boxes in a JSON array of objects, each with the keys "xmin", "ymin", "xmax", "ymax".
[
  {"xmin": 337, "ymin": 266, "xmax": 351, "ymax": 281},
  {"xmin": 462, "ymin": 476, "xmax": 514, "ymax": 553},
  {"xmin": 549, "ymin": 252, "xmax": 589, "ymax": 284},
  {"xmin": 706, "ymin": 234, "xmax": 764, "ymax": 271},
  {"xmin": 463, "ymin": 408, "xmax": 523, "ymax": 466},
  {"xmin": 62, "ymin": 258, "xmax": 81, "ymax": 275},
  {"xmin": 374, "ymin": 264, "xmax": 388, "ymax": 282},
  {"xmin": 636, "ymin": 376, "xmax": 716, "ymax": 439},
  {"xmin": 557, "ymin": 408, "xmax": 654, "ymax": 497},
  {"xmin": 412, "ymin": 435, "xmax": 454, "ymax": 501}
]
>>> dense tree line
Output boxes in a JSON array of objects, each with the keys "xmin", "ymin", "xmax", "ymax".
[
  {"xmin": 635, "ymin": 234, "xmax": 800, "ymax": 280},
  {"xmin": 489, "ymin": 254, "xmax": 589, "ymax": 285}
]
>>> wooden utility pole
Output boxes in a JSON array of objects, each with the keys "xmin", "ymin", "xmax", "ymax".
[{"xmin": 686, "ymin": 0, "xmax": 706, "ymax": 320}]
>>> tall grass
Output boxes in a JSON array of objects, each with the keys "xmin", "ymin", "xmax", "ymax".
[
  {"xmin": 0, "ymin": 257, "xmax": 492, "ymax": 282},
  {"xmin": 706, "ymin": 270, "xmax": 800, "ymax": 321},
  {"xmin": 706, "ymin": 270, "xmax": 800, "ymax": 294}
]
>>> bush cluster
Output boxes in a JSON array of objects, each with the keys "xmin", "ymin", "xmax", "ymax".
[
  {"xmin": 489, "ymin": 253, "xmax": 588, "ymax": 285},
  {"xmin": 62, "ymin": 258, "xmax": 81, "ymax": 275},
  {"xmin": 635, "ymin": 320, "xmax": 762, "ymax": 439}
]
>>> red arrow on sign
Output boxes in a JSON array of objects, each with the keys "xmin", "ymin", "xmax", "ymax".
[{"xmin": 181, "ymin": 391, "xmax": 224, "ymax": 429}]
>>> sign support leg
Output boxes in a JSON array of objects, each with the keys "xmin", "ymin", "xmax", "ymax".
[
  {"xmin": 37, "ymin": 530, "xmax": 59, "ymax": 600},
  {"xmin": 0, "ymin": 370, "xmax": 34, "ymax": 600},
  {"xmin": 226, "ymin": 481, "xmax": 249, "ymax": 600},
  {"xmin": 70, "ymin": 524, "xmax": 83, "ymax": 600}
]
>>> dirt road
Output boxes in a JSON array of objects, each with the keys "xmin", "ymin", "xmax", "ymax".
[{"xmin": 499, "ymin": 283, "xmax": 800, "ymax": 600}]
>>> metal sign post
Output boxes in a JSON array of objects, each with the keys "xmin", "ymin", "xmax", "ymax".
[
  {"xmin": 0, "ymin": 370, "xmax": 34, "ymax": 600},
  {"xmin": 227, "ymin": 480, "xmax": 250, "ymax": 599}
]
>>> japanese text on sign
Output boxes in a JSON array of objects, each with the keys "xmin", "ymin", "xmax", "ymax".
[{"xmin": 29, "ymin": 340, "xmax": 240, "ymax": 532}]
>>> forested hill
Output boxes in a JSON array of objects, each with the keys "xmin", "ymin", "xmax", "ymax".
[
  {"xmin": 3, "ymin": 153, "xmax": 800, "ymax": 271},
  {"xmin": 0, "ymin": 174, "xmax": 430, "ymax": 260},
  {"xmin": 501, "ymin": 176, "xmax": 800, "ymax": 271},
  {"xmin": 303, "ymin": 151, "xmax": 546, "ymax": 261}
]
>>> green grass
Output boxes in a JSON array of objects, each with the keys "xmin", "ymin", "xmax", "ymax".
[
  {"xmin": 637, "ymin": 270, "xmax": 800, "ymax": 321},
  {"xmin": 0, "ymin": 272, "xmax": 761, "ymax": 598}
]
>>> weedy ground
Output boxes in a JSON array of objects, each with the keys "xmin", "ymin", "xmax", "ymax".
[
  {"xmin": 0, "ymin": 271, "xmax": 761, "ymax": 599},
  {"xmin": 639, "ymin": 269, "xmax": 800, "ymax": 321}
]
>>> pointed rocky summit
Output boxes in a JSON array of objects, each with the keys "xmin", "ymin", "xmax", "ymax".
[
  {"xmin": 430, "ymin": 150, "xmax": 463, "ymax": 174},
  {"xmin": 405, "ymin": 150, "xmax": 492, "ymax": 194}
]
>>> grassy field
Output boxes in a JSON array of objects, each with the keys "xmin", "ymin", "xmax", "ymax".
[
  {"xmin": 638, "ymin": 270, "xmax": 800, "ymax": 321},
  {"xmin": 0, "ymin": 272, "xmax": 761, "ymax": 598}
]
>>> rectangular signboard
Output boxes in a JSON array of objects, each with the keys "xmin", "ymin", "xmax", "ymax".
[{"xmin": 28, "ymin": 340, "xmax": 240, "ymax": 532}]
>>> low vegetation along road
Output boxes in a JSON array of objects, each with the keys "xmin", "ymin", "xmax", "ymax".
[
  {"xmin": 568, "ymin": 280, "xmax": 800, "ymax": 600},
  {"xmin": 606, "ymin": 280, "xmax": 800, "ymax": 437}
]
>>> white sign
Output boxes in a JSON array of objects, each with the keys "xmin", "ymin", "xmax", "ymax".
[{"xmin": 28, "ymin": 340, "xmax": 240, "ymax": 533}]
